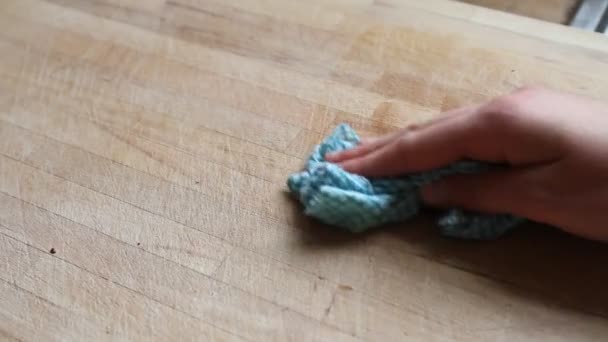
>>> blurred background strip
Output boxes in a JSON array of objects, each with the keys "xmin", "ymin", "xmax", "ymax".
[
  {"xmin": 459, "ymin": 0, "xmax": 581, "ymax": 24},
  {"xmin": 461, "ymin": 1, "xmax": 608, "ymax": 34},
  {"xmin": 569, "ymin": 0, "xmax": 608, "ymax": 33}
]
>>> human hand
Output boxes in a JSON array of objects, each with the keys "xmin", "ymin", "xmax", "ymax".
[{"xmin": 326, "ymin": 87, "xmax": 608, "ymax": 241}]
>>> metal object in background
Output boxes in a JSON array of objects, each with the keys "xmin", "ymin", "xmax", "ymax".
[{"xmin": 569, "ymin": 0, "xmax": 608, "ymax": 33}]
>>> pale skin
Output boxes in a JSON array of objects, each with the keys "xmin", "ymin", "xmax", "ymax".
[{"xmin": 326, "ymin": 87, "xmax": 608, "ymax": 241}]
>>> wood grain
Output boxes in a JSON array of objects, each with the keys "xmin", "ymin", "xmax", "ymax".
[{"xmin": 2, "ymin": 0, "xmax": 608, "ymax": 340}]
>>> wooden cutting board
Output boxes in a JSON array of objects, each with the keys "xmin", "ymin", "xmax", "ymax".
[{"xmin": 2, "ymin": 0, "xmax": 608, "ymax": 340}]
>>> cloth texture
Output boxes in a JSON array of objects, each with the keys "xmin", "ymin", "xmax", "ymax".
[{"xmin": 287, "ymin": 124, "xmax": 525, "ymax": 240}]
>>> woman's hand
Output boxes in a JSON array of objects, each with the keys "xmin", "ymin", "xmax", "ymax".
[{"xmin": 326, "ymin": 87, "xmax": 608, "ymax": 241}]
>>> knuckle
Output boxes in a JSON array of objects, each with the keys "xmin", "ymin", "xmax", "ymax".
[
  {"xmin": 486, "ymin": 85, "xmax": 544, "ymax": 114},
  {"xmin": 479, "ymin": 85, "xmax": 548, "ymax": 130},
  {"xmin": 508, "ymin": 85, "xmax": 547, "ymax": 105},
  {"xmin": 481, "ymin": 97, "xmax": 527, "ymax": 129},
  {"xmin": 485, "ymin": 95, "xmax": 519, "ymax": 116},
  {"xmin": 478, "ymin": 104, "xmax": 516, "ymax": 130}
]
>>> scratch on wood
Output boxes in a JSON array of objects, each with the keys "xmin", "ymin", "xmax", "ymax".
[
  {"xmin": 323, "ymin": 290, "xmax": 337, "ymax": 320},
  {"xmin": 212, "ymin": 247, "xmax": 234, "ymax": 277}
]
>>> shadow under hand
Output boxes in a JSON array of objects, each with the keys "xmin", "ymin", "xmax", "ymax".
[
  {"xmin": 398, "ymin": 218, "xmax": 608, "ymax": 319},
  {"xmin": 286, "ymin": 192, "xmax": 608, "ymax": 319}
]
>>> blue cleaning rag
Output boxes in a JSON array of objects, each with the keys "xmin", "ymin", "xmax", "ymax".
[{"xmin": 287, "ymin": 123, "xmax": 525, "ymax": 240}]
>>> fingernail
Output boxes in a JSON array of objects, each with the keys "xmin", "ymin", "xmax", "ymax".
[
  {"xmin": 421, "ymin": 184, "xmax": 449, "ymax": 205},
  {"xmin": 325, "ymin": 152, "xmax": 338, "ymax": 160}
]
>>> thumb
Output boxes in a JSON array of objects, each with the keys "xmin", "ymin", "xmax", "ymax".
[{"xmin": 420, "ymin": 170, "xmax": 536, "ymax": 217}]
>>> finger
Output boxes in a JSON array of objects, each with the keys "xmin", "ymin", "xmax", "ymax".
[
  {"xmin": 327, "ymin": 105, "xmax": 477, "ymax": 163},
  {"xmin": 420, "ymin": 168, "xmax": 547, "ymax": 219},
  {"xmin": 325, "ymin": 128, "xmax": 406, "ymax": 162},
  {"xmin": 339, "ymin": 112, "xmax": 487, "ymax": 177},
  {"xmin": 325, "ymin": 140, "xmax": 382, "ymax": 162}
]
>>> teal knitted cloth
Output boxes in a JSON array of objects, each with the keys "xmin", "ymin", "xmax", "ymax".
[{"xmin": 287, "ymin": 124, "xmax": 525, "ymax": 240}]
